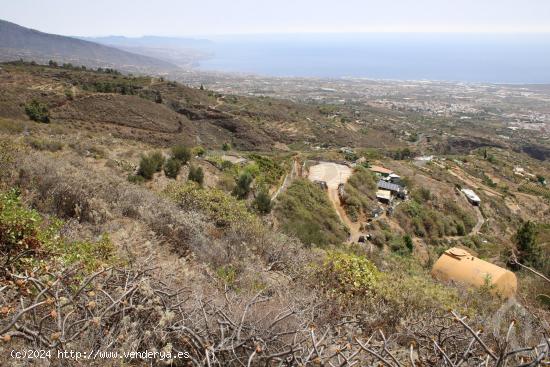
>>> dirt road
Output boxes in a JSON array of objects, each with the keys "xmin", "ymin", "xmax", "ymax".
[{"xmin": 307, "ymin": 162, "xmax": 361, "ymax": 242}]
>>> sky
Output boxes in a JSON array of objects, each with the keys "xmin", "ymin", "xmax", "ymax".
[{"xmin": 2, "ymin": 0, "xmax": 550, "ymax": 36}]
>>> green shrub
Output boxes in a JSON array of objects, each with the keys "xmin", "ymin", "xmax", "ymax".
[
  {"xmin": 232, "ymin": 171, "xmax": 253, "ymax": 199},
  {"xmin": 220, "ymin": 160, "xmax": 234, "ymax": 171},
  {"xmin": 138, "ymin": 155, "xmax": 157, "ymax": 180},
  {"xmin": 0, "ymin": 189, "xmax": 115, "ymax": 272},
  {"xmin": 164, "ymin": 157, "xmax": 181, "ymax": 179},
  {"xmin": 247, "ymin": 154, "xmax": 286, "ymax": 187},
  {"xmin": 253, "ymin": 190, "xmax": 272, "ymax": 214},
  {"xmin": 222, "ymin": 142, "xmax": 231, "ymax": 151},
  {"xmin": 318, "ymin": 251, "xmax": 379, "ymax": 300},
  {"xmin": 172, "ymin": 144, "xmax": 192, "ymax": 164},
  {"xmin": 164, "ymin": 182, "xmax": 257, "ymax": 228},
  {"xmin": 515, "ymin": 221, "xmax": 545, "ymax": 271},
  {"xmin": 127, "ymin": 174, "xmax": 145, "ymax": 184},
  {"xmin": 149, "ymin": 151, "xmax": 165, "ymax": 172},
  {"xmin": 193, "ymin": 146, "xmax": 206, "ymax": 157},
  {"xmin": 24, "ymin": 100, "xmax": 50, "ymax": 123},
  {"xmin": 188, "ymin": 165, "xmax": 204, "ymax": 185}
]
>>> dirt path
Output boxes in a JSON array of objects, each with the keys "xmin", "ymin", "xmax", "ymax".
[
  {"xmin": 272, "ymin": 158, "xmax": 300, "ymax": 200},
  {"xmin": 327, "ymin": 188, "xmax": 362, "ymax": 242},
  {"xmin": 444, "ymin": 202, "xmax": 485, "ymax": 240},
  {"xmin": 307, "ymin": 162, "xmax": 360, "ymax": 242}
]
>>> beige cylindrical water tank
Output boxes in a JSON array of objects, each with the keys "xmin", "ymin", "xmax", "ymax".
[{"xmin": 432, "ymin": 247, "xmax": 517, "ymax": 298}]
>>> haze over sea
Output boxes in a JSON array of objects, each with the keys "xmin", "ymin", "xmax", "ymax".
[{"xmin": 197, "ymin": 33, "xmax": 550, "ymax": 84}]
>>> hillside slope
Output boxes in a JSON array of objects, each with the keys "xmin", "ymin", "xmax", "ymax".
[{"xmin": 0, "ymin": 62, "xmax": 398, "ymax": 150}]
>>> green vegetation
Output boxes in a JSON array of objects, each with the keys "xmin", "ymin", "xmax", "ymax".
[
  {"xmin": 341, "ymin": 167, "xmax": 377, "ymax": 221},
  {"xmin": 149, "ymin": 151, "xmax": 165, "ymax": 172},
  {"xmin": 222, "ymin": 142, "xmax": 231, "ymax": 151},
  {"xmin": 24, "ymin": 100, "xmax": 50, "ymax": 123},
  {"xmin": 164, "ymin": 157, "xmax": 181, "ymax": 179},
  {"xmin": 232, "ymin": 171, "xmax": 253, "ymax": 199},
  {"xmin": 275, "ymin": 179, "xmax": 348, "ymax": 246},
  {"xmin": 395, "ymin": 195, "xmax": 475, "ymax": 238},
  {"xmin": 319, "ymin": 251, "xmax": 379, "ymax": 299},
  {"xmin": 515, "ymin": 221, "xmax": 547, "ymax": 273},
  {"xmin": 317, "ymin": 251, "xmax": 461, "ymax": 314},
  {"xmin": 246, "ymin": 154, "xmax": 286, "ymax": 187},
  {"xmin": 253, "ymin": 189, "xmax": 272, "ymax": 214},
  {"xmin": 172, "ymin": 144, "xmax": 192, "ymax": 164},
  {"xmin": 0, "ymin": 189, "xmax": 115, "ymax": 272},
  {"xmin": 164, "ymin": 182, "xmax": 257, "ymax": 228},
  {"xmin": 188, "ymin": 165, "xmax": 204, "ymax": 186},
  {"xmin": 137, "ymin": 151, "xmax": 164, "ymax": 180}
]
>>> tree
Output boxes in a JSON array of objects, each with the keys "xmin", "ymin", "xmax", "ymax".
[
  {"xmin": 254, "ymin": 190, "xmax": 272, "ymax": 214},
  {"xmin": 172, "ymin": 144, "xmax": 192, "ymax": 165},
  {"xmin": 188, "ymin": 165, "xmax": 204, "ymax": 186},
  {"xmin": 514, "ymin": 221, "xmax": 542, "ymax": 269},
  {"xmin": 232, "ymin": 172, "xmax": 253, "ymax": 199},
  {"xmin": 164, "ymin": 157, "xmax": 181, "ymax": 179}
]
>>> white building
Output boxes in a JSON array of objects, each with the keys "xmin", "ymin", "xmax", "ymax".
[{"xmin": 461, "ymin": 188, "xmax": 480, "ymax": 206}]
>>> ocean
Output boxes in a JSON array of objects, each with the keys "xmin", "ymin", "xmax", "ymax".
[{"xmin": 196, "ymin": 33, "xmax": 550, "ymax": 83}]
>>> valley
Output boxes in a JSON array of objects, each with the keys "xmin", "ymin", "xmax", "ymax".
[{"xmin": 0, "ymin": 61, "xmax": 549, "ymax": 366}]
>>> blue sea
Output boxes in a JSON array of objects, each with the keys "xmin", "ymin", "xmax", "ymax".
[{"xmin": 197, "ymin": 33, "xmax": 550, "ymax": 83}]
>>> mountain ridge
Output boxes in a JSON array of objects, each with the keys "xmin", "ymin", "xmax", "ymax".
[{"xmin": 0, "ymin": 19, "xmax": 179, "ymax": 73}]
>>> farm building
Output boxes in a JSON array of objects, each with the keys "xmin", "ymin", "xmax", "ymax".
[
  {"xmin": 432, "ymin": 247, "xmax": 517, "ymax": 298},
  {"xmin": 461, "ymin": 188, "xmax": 481, "ymax": 206},
  {"xmin": 377, "ymin": 180, "xmax": 407, "ymax": 199}
]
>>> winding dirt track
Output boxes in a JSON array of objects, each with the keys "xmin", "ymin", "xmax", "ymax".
[{"xmin": 307, "ymin": 162, "xmax": 361, "ymax": 242}]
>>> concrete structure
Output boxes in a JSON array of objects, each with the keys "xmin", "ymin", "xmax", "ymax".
[
  {"xmin": 376, "ymin": 189, "xmax": 392, "ymax": 204},
  {"xmin": 432, "ymin": 247, "xmax": 517, "ymax": 298},
  {"xmin": 461, "ymin": 188, "xmax": 481, "ymax": 206}
]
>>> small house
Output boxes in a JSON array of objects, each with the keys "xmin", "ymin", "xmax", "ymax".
[
  {"xmin": 432, "ymin": 247, "xmax": 517, "ymax": 298},
  {"xmin": 461, "ymin": 188, "xmax": 480, "ymax": 206}
]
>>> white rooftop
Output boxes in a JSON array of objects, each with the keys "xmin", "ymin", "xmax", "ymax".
[{"xmin": 461, "ymin": 188, "xmax": 480, "ymax": 202}]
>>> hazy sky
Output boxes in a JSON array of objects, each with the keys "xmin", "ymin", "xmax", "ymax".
[{"xmin": 2, "ymin": 0, "xmax": 550, "ymax": 36}]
